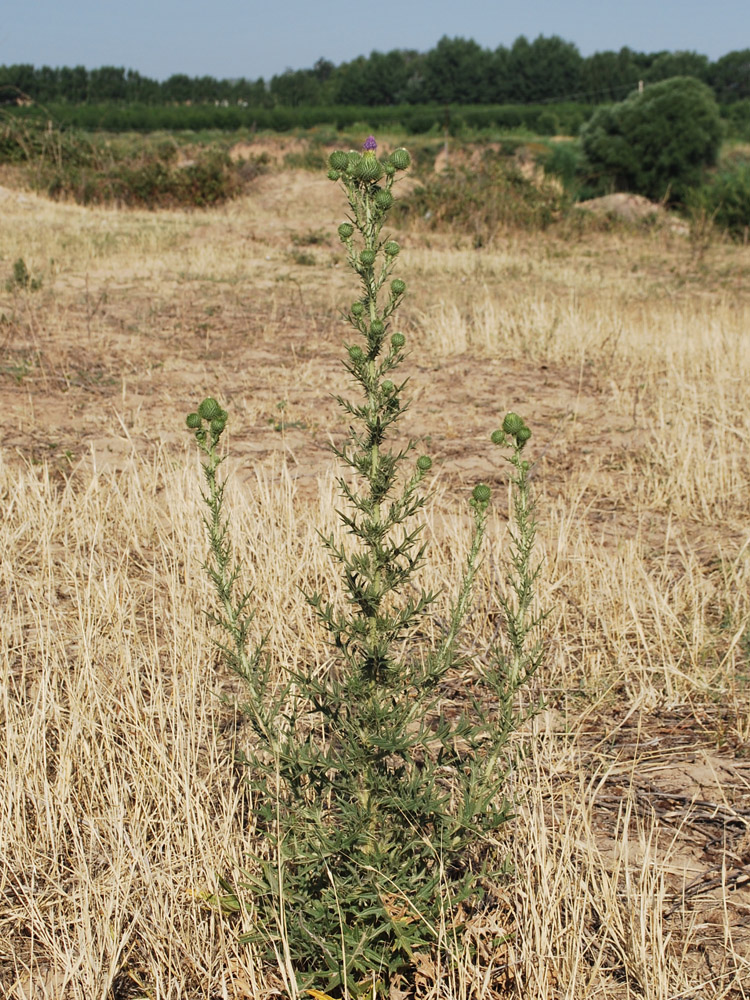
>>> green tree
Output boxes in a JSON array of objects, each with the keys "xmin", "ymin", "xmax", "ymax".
[
  {"xmin": 0, "ymin": 64, "xmax": 37, "ymax": 101},
  {"xmin": 708, "ymin": 49, "xmax": 750, "ymax": 102},
  {"xmin": 581, "ymin": 48, "xmax": 640, "ymax": 101},
  {"xmin": 487, "ymin": 44, "xmax": 513, "ymax": 102},
  {"xmin": 580, "ymin": 76, "xmax": 723, "ymax": 202},
  {"xmin": 163, "ymin": 73, "xmax": 194, "ymax": 103},
  {"xmin": 59, "ymin": 65, "xmax": 88, "ymax": 102},
  {"xmin": 524, "ymin": 35, "xmax": 583, "ymax": 101},
  {"xmin": 645, "ymin": 50, "xmax": 709, "ymax": 83},
  {"xmin": 88, "ymin": 66, "xmax": 128, "ymax": 101},
  {"xmin": 421, "ymin": 36, "xmax": 491, "ymax": 103},
  {"xmin": 269, "ymin": 68, "xmax": 322, "ymax": 106}
]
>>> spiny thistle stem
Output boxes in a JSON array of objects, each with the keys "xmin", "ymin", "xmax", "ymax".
[
  {"xmin": 185, "ymin": 398, "xmax": 266, "ymax": 708},
  {"xmin": 311, "ymin": 138, "xmax": 443, "ymax": 684},
  {"xmin": 488, "ymin": 412, "xmax": 547, "ymax": 713}
]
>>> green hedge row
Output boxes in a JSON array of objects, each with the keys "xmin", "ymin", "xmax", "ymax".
[{"xmin": 7, "ymin": 101, "xmax": 597, "ymax": 136}]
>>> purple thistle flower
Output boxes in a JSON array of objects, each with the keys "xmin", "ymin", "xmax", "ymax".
[{"xmin": 362, "ymin": 135, "xmax": 377, "ymax": 152}]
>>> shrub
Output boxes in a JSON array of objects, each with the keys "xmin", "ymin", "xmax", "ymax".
[
  {"xmin": 396, "ymin": 158, "xmax": 567, "ymax": 243},
  {"xmin": 580, "ymin": 76, "xmax": 723, "ymax": 203},
  {"xmin": 5, "ymin": 257, "xmax": 42, "ymax": 292},
  {"xmin": 538, "ymin": 139, "xmax": 584, "ymax": 195},
  {"xmin": 536, "ymin": 110, "xmax": 559, "ymax": 136},
  {"xmin": 693, "ymin": 158, "xmax": 750, "ymax": 237}
]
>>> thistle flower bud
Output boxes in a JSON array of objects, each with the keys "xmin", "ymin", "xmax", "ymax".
[
  {"xmin": 391, "ymin": 332, "xmax": 406, "ymax": 348},
  {"xmin": 198, "ymin": 397, "xmax": 222, "ymax": 421},
  {"xmin": 516, "ymin": 426, "xmax": 531, "ymax": 445},
  {"xmin": 390, "ymin": 279, "xmax": 406, "ymax": 295},
  {"xmin": 348, "ymin": 345, "xmax": 364, "ymax": 361},
  {"xmin": 417, "ymin": 455, "xmax": 432, "ymax": 472},
  {"xmin": 384, "ymin": 241, "xmax": 400, "ymax": 257},
  {"xmin": 390, "ymin": 148, "xmax": 411, "ymax": 171},
  {"xmin": 381, "ymin": 380, "xmax": 394, "ymax": 394},
  {"xmin": 338, "ymin": 222, "xmax": 354, "ymax": 240},
  {"xmin": 356, "ymin": 153, "xmax": 384, "ymax": 183},
  {"xmin": 490, "ymin": 429, "xmax": 505, "ymax": 446},
  {"xmin": 327, "ymin": 169, "xmax": 340, "ymax": 181},
  {"xmin": 502, "ymin": 412, "xmax": 525, "ymax": 435},
  {"xmin": 347, "ymin": 151, "xmax": 362, "ymax": 173},
  {"xmin": 351, "ymin": 301, "xmax": 365, "ymax": 316},
  {"xmin": 472, "ymin": 483, "xmax": 491, "ymax": 504},
  {"xmin": 186, "ymin": 412, "xmax": 201, "ymax": 429},
  {"xmin": 383, "ymin": 161, "xmax": 396, "ymax": 177},
  {"xmin": 359, "ymin": 249, "xmax": 376, "ymax": 267},
  {"xmin": 370, "ymin": 319, "xmax": 385, "ymax": 335},
  {"xmin": 374, "ymin": 189, "xmax": 394, "ymax": 211},
  {"xmin": 329, "ymin": 150, "xmax": 348, "ymax": 171},
  {"xmin": 210, "ymin": 417, "xmax": 226, "ymax": 437}
]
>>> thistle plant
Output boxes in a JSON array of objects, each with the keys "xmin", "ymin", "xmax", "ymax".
[
  {"xmin": 185, "ymin": 139, "xmax": 546, "ymax": 998},
  {"xmin": 185, "ymin": 398, "xmax": 273, "ymax": 736},
  {"xmin": 486, "ymin": 413, "xmax": 546, "ymax": 726}
]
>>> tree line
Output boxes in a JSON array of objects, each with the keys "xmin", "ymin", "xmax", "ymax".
[{"xmin": 1, "ymin": 37, "xmax": 749, "ymax": 109}]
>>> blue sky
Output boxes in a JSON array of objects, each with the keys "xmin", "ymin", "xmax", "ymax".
[{"xmin": 4, "ymin": 0, "xmax": 749, "ymax": 81}]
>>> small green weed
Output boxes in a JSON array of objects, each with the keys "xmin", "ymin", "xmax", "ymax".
[
  {"xmin": 6, "ymin": 258, "xmax": 42, "ymax": 292},
  {"xmin": 287, "ymin": 248, "xmax": 316, "ymax": 266},
  {"xmin": 292, "ymin": 229, "xmax": 329, "ymax": 246}
]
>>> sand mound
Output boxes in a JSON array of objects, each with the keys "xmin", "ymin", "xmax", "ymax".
[{"xmin": 577, "ymin": 192, "xmax": 689, "ymax": 233}]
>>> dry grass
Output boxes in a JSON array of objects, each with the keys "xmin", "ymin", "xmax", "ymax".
[{"xmin": 1, "ymin": 165, "xmax": 749, "ymax": 998}]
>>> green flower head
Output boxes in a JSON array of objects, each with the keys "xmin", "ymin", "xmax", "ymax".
[
  {"xmin": 417, "ymin": 455, "xmax": 432, "ymax": 472},
  {"xmin": 329, "ymin": 150, "xmax": 349, "ymax": 171},
  {"xmin": 356, "ymin": 154, "xmax": 384, "ymax": 183},
  {"xmin": 359, "ymin": 249, "xmax": 376, "ymax": 267},
  {"xmin": 390, "ymin": 148, "xmax": 411, "ymax": 171},
  {"xmin": 338, "ymin": 222, "xmax": 354, "ymax": 240},
  {"xmin": 374, "ymin": 189, "xmax": 394, "ymax": 211},
  {"xmin": 384, "ymin": 241, "xmax": 400, "ymax": 257},
  {"xmin": 390, "ymin": 279, "xmax": 406, "ymax": 296},
  {"xmin": 198, "ymin": 397, "xmax": 222, "ymax": 421},
  {"xmin": 502, "ymin": 412, "xmax": 525, "ymax": 436},
  {"xmin": 472, "ymin": 483, "xmax": 491, "ymax": 504},
  {"xmin": 391, "ymin": 332, "xmax": 406, "ymax": 348},
  {"xmin": 516, "ymin": 426, "xmax": 531, "ymax": 445}
]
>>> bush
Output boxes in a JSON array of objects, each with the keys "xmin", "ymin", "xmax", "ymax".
[
  {"xmin": 0, "ymin": 114, "xmax": 264, "ymax": 208},
  {"xmin": 396, "ymin": 158, "xmax": 567, "ymax": 243},
  {"xmin": 695, "ymin": 158, "xmax": 750, "ymax": 237},
  {"xmin": 580, "ymin": 77, "xmax": 723, "ymax": 203},
  {"xmin": 536, "ymin": 110, "xmax": 559, "ymax": 136},
  {"xmin": 722, "ymin": 99, "xmax": 750, "ymax": 141},
  {"xmin": 538, "ymin": 139, "xmax": 584, "ymax": 194}
]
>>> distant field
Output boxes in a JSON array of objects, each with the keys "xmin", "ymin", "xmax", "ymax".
[{"xmin": 1, "ymin": 152, "xmax": 749, "ymax": 997}]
